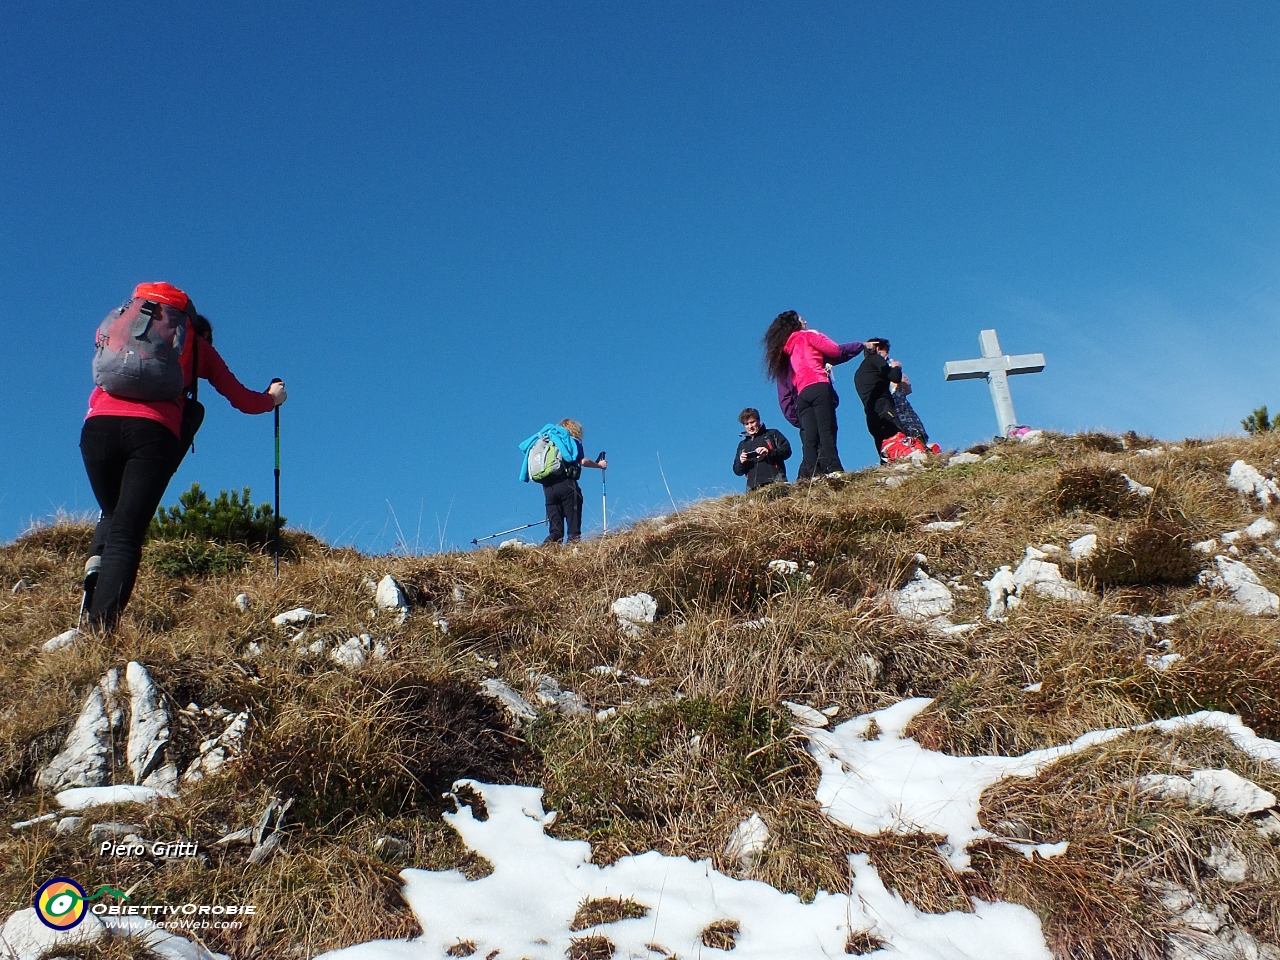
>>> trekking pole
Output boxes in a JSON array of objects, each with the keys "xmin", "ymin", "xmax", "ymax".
[
  {"xmin": 598, "ymin": 450, "xmax": 607, "ymax": 533},
  {"xmin": 471, "ymin": 519, "xmax": 548, "ymax": 545},
  {"xmin": 271, "ymin": 379, "xmax": 282, "ymax": 579}
]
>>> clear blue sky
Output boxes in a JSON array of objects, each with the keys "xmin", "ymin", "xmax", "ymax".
[{"xmin": 3, "ymin": 2, "xmax": 1278, "ymax": 550}]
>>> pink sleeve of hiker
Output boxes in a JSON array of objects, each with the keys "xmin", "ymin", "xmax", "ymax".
[
  {"xmin": 809, "ymin": 331, "xmax": 842, "ymax": 359},
  {"xmin": 198, "ymin": 344, "xmax": 276, "ymax": 415}
]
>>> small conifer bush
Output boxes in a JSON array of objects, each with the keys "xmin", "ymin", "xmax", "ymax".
[{"xmin": 151, "ymin": 483, "xmax": 282, "ymax": 547}]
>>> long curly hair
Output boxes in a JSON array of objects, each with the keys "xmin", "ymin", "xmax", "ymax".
[{"xmin": 762, "ymin": 310, "xmax": 803, "ymax": 382}]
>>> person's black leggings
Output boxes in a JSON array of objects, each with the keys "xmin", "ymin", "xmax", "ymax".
[
  {"xmin": 542, "ymin": 478, "xmax": 584, "ymax": 544},
  {"xmin": 80, "ymin": 416, "xmax": 182, "ymax": 630},
  {"xmin": 866, "ymin": 398, "xmax": 905, "ymax": 460},
  {"xmin": 796, "ymin": 382, "xmax": 842, "ymax": 478}
]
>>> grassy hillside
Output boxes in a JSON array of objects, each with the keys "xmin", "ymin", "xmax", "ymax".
[{"xmin": 3, "ymin": 431, "xmax": 1280, "ymax": 959}]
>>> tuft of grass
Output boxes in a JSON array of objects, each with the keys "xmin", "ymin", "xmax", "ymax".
[
  {"xmin": 1054, "ymin": 467, "xmax": 1135, "ymax": 517},
  {"xmin": 700, "ymin": 919, "xmax": 740, "ymax": 950},
  {"xmin": 567, "ymin": 934, "xmax": 615, "ymax": 959},
  {"xmin": 1086, "ymin": 521, "xmax": 1201, "ymax": 588},
  {"xmin": 570, "ymin": 896, "xmax": 649, "ymax": 930}
]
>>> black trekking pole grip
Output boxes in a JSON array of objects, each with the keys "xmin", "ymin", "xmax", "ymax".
[{"xmin": 271, "ymin": 379, "xmax": 282, "ymax": 579}]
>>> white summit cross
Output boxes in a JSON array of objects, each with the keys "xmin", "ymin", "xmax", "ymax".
[{"xmin": 944, "ymin": 329, "xmax": 1045, "ymax": 438}]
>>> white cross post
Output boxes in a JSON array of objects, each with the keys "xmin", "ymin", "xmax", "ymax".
[{"xmin": 943, "ymin": 329, "xmax": 1045, "ymax": 438}]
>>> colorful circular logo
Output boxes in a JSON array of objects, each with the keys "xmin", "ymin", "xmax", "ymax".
[{"xmin": 34, "ymin": 877, "xmax": 88, "ymax": 930}]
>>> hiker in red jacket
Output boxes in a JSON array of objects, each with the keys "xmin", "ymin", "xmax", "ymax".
[
  {"xmin": 763, "ymin": 310, "xmax": 862, "ymax": 479},
  {"xmin": 80, "ymin": 282, "xmax": 286, "ymax": 632}
]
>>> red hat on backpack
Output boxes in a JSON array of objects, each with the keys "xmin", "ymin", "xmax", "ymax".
[{"xmin": 133, "ymin": 282, "xmax": 190, "ymax": 310}]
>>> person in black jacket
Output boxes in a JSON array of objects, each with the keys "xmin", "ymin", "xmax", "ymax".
[
  {"xmin": 853, "ymin": 338, "xmax": 906, "ymax": 461},
  {"xmin": 732, "ymin": 408, "xmax": 792, "ymax": 490}
]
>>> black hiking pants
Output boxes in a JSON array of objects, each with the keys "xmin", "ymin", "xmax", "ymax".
[
  {"xmin": 866, "ymin": 397, "xmax": 905, "ymax": 461},
  {"xmin": 542, "ymin": 478, "xmax": 583, "ymax": 544},
  {"xmin": 80, "ymin": 416, "xmax": 182, "ymax": 630},
  {"xmin": 796, "ymin": 382, "xmax": 843, "ymax": 478}
]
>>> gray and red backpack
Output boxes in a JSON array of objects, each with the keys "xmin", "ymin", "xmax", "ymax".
[{"xmin": 92, "ymin": 281, "xmax": 194, "ymax": 401}]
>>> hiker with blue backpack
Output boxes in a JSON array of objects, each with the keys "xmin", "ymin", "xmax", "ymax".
[
  {"xmin": 520, "ymin": 419, "xmax": 606, "ymax": 545},
  {"xmin": 79, "ymin": 282, "xmax": 286, "ymax": 633}
]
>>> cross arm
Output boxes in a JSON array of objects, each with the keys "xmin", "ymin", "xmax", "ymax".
[{"xmin": 944, "ymin": 352, "xmax": 1045, "ymax": 381}]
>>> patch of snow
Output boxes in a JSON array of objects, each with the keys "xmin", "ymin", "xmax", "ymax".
[
  {"xmin": 1016, "ymin": 430, "xmax": 1044, "ymax": 445},
  {"xmin": 41, "ymin": 628, "xmax": 80, "ymax": 654},
  {"xmin": 923, "ymin": 520, "xmax": 965, "ymax": 531},
  {"xmin": 724, "ymin": 813, "xmax": 770, "ymax": 869},
  {"xmin": 478, "ymin": 679, "xmax": 538, "ymax": 727},
  {"xmin": 1113, "ymin": 614, "xmax": 1157, "ymax": 638},
  {"xmin": 1146, "ymin": 653, "xmax": 1183, "ymax": 672},
  {"xmin": 1227, "ymin": 460, "xmax": 1280, "ymax": 505},
  {"xmin": 1200, "ymin": 556, "xmax": 1279, "ymax": 615},
  {"xmin": 804, "ymin": 698, "xmax": 1280, "ymax": 873},
  {"xmin": 948, "ymin": 452, "xmax": 982, "ymax": 466},
  {"xmin": 55, "ymin": 784, "xmax": 174, "ymax": 810},
  {"xmin": 983, "ymin": 548, "xmax": 1094, "ymax": 620},
  {"xmin": 1023, "ymin": 682, "xmax": 1043, "ymax": 693},
  {"xmin": 1221, "ymin": 530, "xmax": 1243, "ymax": 545},
  {"xmin": 10, "ymin": 813, "xmax": 57, "ymax": 831},
  {"xmin": 1002, "ymin": 840, "xmax": 1069, "ymax": 861},
  {"xmin": 1068, "ymin": 534, "xmax": 1097, "ymax": 560},
  {"xmin": 891, "ymin": 570, "xmax": 954, "ymax": 622},
  {"xmin": 986, "ymin": 453, "xmax": 1003, "ymax": 462},
  {"xmin": 233, "ymin": 592, "xmax": 250, "ymax": 612},
  {"xmin": 1247, "ymin": 518, "xmax": 1279, "ymax": 540},
  {"xmin": 767, "ymin": 559, "xmax": 799, "ymax": 575},
  {"xmin": 1135, "ymin": 769, "xmax": 1276, "ymax": 817},
  {"xmin": 590, "ymin": 665, "xmax": 625, "ymax": 678},
  {"xmin": 738, "ymin": 616, "xmax": 774, "ymax": 630},
  {"xmin": 312, "ymin": 780, "xmax": 1054, "ymax": 960},
  {"xmin": 782, "ymin": 701, "xmax": 829, "ymax": 727},
  {"xmin": 1193, "ymin": 539, "xmax": 1218, "ymax": 554},
  {"xmin": 883, "ymin": 474, "xmax": 907, "ymax": 488},
  {"xmin": 272, "ymin": 607, "xmax": 324, "ymax": 626},
  {"xmin": 1135, "ymin": 447, "xmax": 1165, "ymax": 457},
  {"xmin": 497, "ymin": 538, "xmax": 533, "ymax": 550}
]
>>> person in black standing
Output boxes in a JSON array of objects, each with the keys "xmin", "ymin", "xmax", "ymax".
[
  {"xmin": 853, "ymin": 338, "xmax": 906, "ymax": 462},
  {"xmin": 543, "ymin": 419, "xmax": 606, "ymax": 544},
  {"xmin": 732, "ymin": 408, "xmax": 792, "ymax": 490}
]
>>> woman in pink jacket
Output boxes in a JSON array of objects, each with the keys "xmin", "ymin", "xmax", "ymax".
[
  {"xmin": 80, "ymin": 282, "xmax": 286, "ymax": 633},
  {"xmin": 763, "ymin": 310, "xmax": 861, "ymax": 479}
]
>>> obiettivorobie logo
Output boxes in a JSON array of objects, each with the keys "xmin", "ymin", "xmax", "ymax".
[{"xmin": 34, "ymin": 877, "xmax": 129, "ymax": 930}]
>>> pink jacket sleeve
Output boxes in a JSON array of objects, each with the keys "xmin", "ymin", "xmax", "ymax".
[
  {"xmin": 808, "ymin": 331, "xmax": 842, "ymax": 359},
  {"xmin": 197, "ymin": 342, "xmax": 276, "ymax": 415}
]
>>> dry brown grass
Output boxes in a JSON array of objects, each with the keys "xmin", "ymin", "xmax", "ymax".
[{"xmin": 2, "ymin": 431, "xmax": 1280, "ymax": 957}]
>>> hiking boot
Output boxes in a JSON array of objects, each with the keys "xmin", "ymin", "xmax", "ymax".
[{"xmin": 82, "ymin": 555, "xmax": 102, "ymax": 613}]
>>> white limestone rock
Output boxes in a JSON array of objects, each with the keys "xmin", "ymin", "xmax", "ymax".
[
  {"xmin": 948, "ymin": 452, "xmax": 982, "ymax": 466},
  {"xmin": 767, "ymin": 559, "xmax": 799, "ymax": 575},
  {"xmin": 233, "ymin": 593, "xmax": 250, "ymax": 612},
  {"xmin": 375, "ymin": 574, "xmax": 408, "ymax": 612},
  {"xmin": 723, "ymin": 813, "xmax": 770, "ymax": 870},
  {"xmin": 1136, "ymin": 769, "xmax": 1276, "ymax": 817},
  {"xmin": 497, "ymin": 538, "xmax": 534, "ymax": 550},
  {"xmin": 41, "ymin": 628, "xmax": 81, "ymax": 654},
  {"xmin": 923, "ymin": 520, "xmax": 965, "ymax": 532},
  {"xmin": 478, "ymin": 679, "xmax": 538, "ymax": 727},
  {"xmin": 782, "ymin": 701, "xmax": 830, "ymax": 728},
  {"xmin": 1145, "ymin": 653, "xmax": 1183, "ymax": 672},
  {"xmin": 1122, "ymin": 474, "xmax": 1153, "ymax": 497},
  {"xmin": 1227, "ymin": 460, "xmax": 1280, "ymax": 506},
  {"xmin": 1200, "ymin": 556, "xmax": 1280, "ymax": 615},
  {"xmin": 35, "ymin": 674, "xmax": 119, "ymax": 792},
  {"xmin": 890, "ymin": 570, "xmax": 954, "ymax": 622},
  {"xmin": 182, "ymin": 711, "xmax": 249, "ymax": 784},
  {"xmin": 125, "ymin": 662, "xmax": 169, "ymax": 786},
  {"xmin": 1204, "ymin": 843, "xmax": 1248, "ymax": 883},
  {"xmin": 612, "ymin": 592, "xmax": 657, "ymax": 638},
  {"xmin": 272, "ymin": 607, "xmax": 324, "ymax": 626},
  {"xmin": 533, "ymin": 675, "xmax": 592, "ymax": 719}
]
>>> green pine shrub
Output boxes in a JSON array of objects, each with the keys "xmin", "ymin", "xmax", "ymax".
[{"xmin": 151, "ymin": 483, "xmax": 282, "ymax": 547}]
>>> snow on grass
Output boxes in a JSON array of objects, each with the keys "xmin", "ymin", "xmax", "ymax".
[
  {"xmin": 803, "ymin": 699, "xmax": 1280, "ymax": 872},
  {"xmin": 0, "ymin": 908, "xmax": 224, "ymax": 960},
  {"xmin": 315, "ymin": 780, "xmax": 1054, "ymax": 960},
  {"xmin": 55, "ymin": 784, "xmax": 174, "ymax": 810}
]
